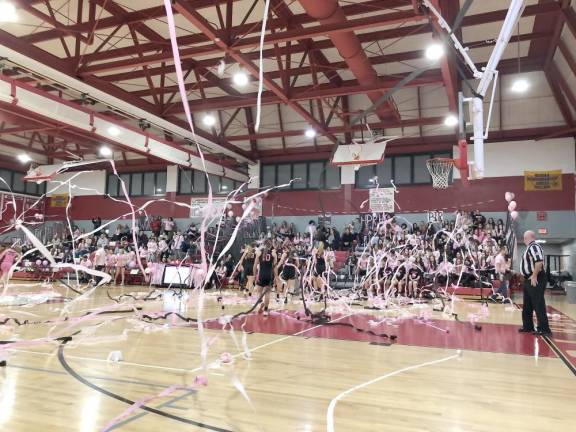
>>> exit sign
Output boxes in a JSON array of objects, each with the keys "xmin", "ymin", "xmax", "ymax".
[{"xmin": 538, "ymin": 228, "xmax": 548, "ymax": 235}]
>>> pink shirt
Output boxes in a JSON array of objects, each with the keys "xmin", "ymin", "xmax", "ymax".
[{"xmin": 116, "ymin": 254, "xmax": 129, "ymax": 267}]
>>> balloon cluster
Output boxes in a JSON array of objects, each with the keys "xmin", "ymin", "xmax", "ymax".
[{"xmin": 505, "ymin": 191, "xmax": 518, "ymax": 220}]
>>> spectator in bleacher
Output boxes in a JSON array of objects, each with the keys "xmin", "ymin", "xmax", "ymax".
[
  {"xmin": 150, "ymin": 217, "xmax": 162, "ymax": 237},
  {"xmin": 147, "ymin": 237, "xmax": 158, "ymax": 262},
  {"xmin": 96, "ymin": 233, "xmax": 108, "ymax": 249},
  {"xmin": 163, "ymin": 217, "xmax": 176, "ymax": 239},
  {"xmin": 138, "ymin": 230, "xmax": 148, "ymax": 248},
  {"xmin": 341, "ymin": 226, "xmax": 354, "ymax": 251},
  {"xmin": 158, "ymin": 236, "xmax": 170, "ymax": 261},
  {"xmin": 331, "ymin": 227, "xmax": 341, "ymax": 251},
  {"xmin": 92, "ymin": 217, "xmax": 102, "ymax": 231},
  {"xmin": 172, "ymin": 231, "xmax": 185, "ymax": 259}
]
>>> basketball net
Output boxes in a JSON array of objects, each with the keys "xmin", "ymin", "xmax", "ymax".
[{"xmin": 426, "ymin": 158, "xmax": 454, "ymax": 189}]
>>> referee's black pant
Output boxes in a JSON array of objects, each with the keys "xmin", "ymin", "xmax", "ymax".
[{"xmin": 522, "ymin": 271, "xmax": 550, "ymax": 333}]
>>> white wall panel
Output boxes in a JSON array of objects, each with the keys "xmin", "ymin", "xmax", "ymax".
[{"xmin": 454, "ymin": 137, "xmax": 576, "ymax": 178}]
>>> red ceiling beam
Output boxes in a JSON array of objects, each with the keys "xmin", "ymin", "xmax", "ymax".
[
  {"xmin": 169, "ymin": 73, "xmax": 443, "ymax": 113},
  {"xmin": 0, "ymin": 27, "xmax": 252, "ymax": 160},
  {"xmin": 544, "ymin": 64, "xmax": 574, "ymax": 126},
  {"xmin": 226, "ymin": 117, "xmax": 446, "ymax": 141},
  {"xmin": 103, "ymin": 31, "xmax": 548, "ymax": 85},
  {"xmin": 0, "ymin": 137, "xmax": 47, "ymax": 156},
  {"xmin": 69, "ymin": 1, "xmax": 407, "ymax": 65},
  {"xmin": 536, "ymin": 125, "xmax": 576, "ymax": 141},
  {"xmin": 297, "ymin": 0, "xmax": 400, "ymax": 121},
  {"xmin": 558, "ymin": 39, "xmax": 576, "ymax": 77},
  {"xmin": 24, "ymin": 0, "xmax": 396, "ymax": 45},
  {"xmin": 0, "ymin": 126, "xmax": 63, "ymax": 135},
  {"xmin": 79, "ymin": 10, "xmax": 423, "ymax": 76},
  {"xmin": 161, "ymin": 56, "xmax": 542, "ymax": 113},
  {"xmin": 270, "ymin": 0, "xmax": 342, "ymax": 86},
  {"xmin": 549, "ymin": 62, "xmax": 576, "ymax": 111},
  {"xmin": 543, "ymin": 0, "xmax": 572, "ymax": 68},
  {"xmin": 563, "ymin": 5, "xmax": 576, "ymax": 38},
  {"xmin": 172, "ymin": 0, "xmax": 338, "ymax": 144},
  {"xmin": 428, "ymin": 0, "xmax": 459, "ymax": 112},
  {"xmin": 147, "ymin": 71, "xmax": 440, "ymax": 100},
  {"xmin": 78, "ymin": 2, "xmax": 557, "ymax": 75},
  {"xmin": 17, "ymin": 2, "xmax": 90, "ymax": 44}
]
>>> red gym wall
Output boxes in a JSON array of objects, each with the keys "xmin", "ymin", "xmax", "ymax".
[{"xmin": 44, "ymin": 174, "xmax": 575, "ymax": 220}]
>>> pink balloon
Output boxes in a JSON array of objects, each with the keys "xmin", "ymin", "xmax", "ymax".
[
  {"xmin": 35, "ymin": 259, "xmax": 42, "ymax": 266},
  {"xmin": 510, "ymin": 211, "xmax": 519, "ymax": 220},
  {"xmin": 42, "ymin": 260, "xmax": 49, "ymax": 266},
  {"xmin": 508, "ymin": 201, "xmax": 517, "ymax": 212},
  {"xmin": 227, "ymin": 210, "xmax": 234, "ymax": 217},
  {"xmin": 194, "ymin": 375, "xmax": 208, "ymax": 386},
  {"xmin": 220, "ymin": 352, "xmax": 232, "ymax": 363},
  {"xmin": 505, "ymin": 192, "xmax": 515, "ymax": 202}
]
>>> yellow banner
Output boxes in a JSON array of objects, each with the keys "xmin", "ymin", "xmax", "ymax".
[
  {"xmin": 50, "ymin": 194, "xmax": 69, "ymax": 207},
  {"xmin": 524, "ymin": 170, "xmax": 562, "ymax": 191}
]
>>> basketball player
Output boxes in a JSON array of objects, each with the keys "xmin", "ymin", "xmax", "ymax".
[
  {"xmin": 238, "ymin": 244, "xmax": 256, "ymax": 296},
  {"xmin": 277, "ymin": 249, "xmax": 298, "ymax": 304},
  {"xmin": 254, "ymin": 241, "xmax": 277, "ymax": 316},
  {"xmin": 313, "ymin": 242, "xmax": 327, "ymax": 296}
]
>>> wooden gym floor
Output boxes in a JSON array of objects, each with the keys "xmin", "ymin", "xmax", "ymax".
[{"xmin": 1, "ymin": 283, "xmax": 575, "ymax": 432}]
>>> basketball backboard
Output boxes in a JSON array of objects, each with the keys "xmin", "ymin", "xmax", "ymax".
[{"xmin": 331, "ymin": 135, "xmax": 397, "ymax": 170}]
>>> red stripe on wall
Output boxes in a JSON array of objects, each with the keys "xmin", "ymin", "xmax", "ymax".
[{"xmin": 44, "ymin": 174, "xmax": 574, "ymax": 220}]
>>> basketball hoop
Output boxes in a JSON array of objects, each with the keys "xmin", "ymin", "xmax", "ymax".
[{"xmin": 426, "ymin": 158, "xmax": 454, "ymax": 189}]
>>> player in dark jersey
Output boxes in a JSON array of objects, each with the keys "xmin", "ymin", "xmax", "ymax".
[
  {"xmin": 375, "ymin": 258, "xmax": 389, "ymax": 297},
  {"xmin": 277, "ymin": 249, "xmax": 298, "ymax": 305},
  {"xmin": 254, "ymin": 242, "xmax": 277, "ymax": 316},
  {"xmin": 238, "ymin": 245, "xmax": 256, "ymax": 296}
]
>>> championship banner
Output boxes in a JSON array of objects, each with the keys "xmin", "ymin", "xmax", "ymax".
[
  {"xmin": 524, "ymin": 170, "xmax": 562, "ymax": 191},
  {"xmin": 50, "ymin": 194, "xmax": 69, "ymax": 207},
  {"xmin": 369, "ymin": 188, "xmax": 395, "ymax": 213}
]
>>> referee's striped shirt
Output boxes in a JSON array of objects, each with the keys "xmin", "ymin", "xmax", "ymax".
[{"xmin": 521, "ymin": 241, "xmax": 545, "ymax": 278}]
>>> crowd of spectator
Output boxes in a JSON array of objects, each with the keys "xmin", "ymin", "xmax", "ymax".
[{"xmin": 14, "ymin": 209, "xmax": 512, "ymax": 301}]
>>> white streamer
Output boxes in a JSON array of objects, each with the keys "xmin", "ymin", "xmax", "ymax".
[{"xmin": 255, "ymin": 0, "xmax": 271, "ymax": 132}]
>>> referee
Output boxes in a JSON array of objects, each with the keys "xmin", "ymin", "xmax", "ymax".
[{"xmin": 519, "ymin": 230, "xmax": 551, "ymax": 336}]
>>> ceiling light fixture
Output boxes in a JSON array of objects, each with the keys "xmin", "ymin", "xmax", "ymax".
[
  {"xmin": 99, "ymin": 146, "xmax": 112, "ymax": 157},
  {"xmin": 304, "ymin": 128, "xmax": 317, "ymax": 138},
  {"xmin": 0, "ymin": 2, "xmax": 18, "ymax": 23},
  {"xmin": 107, "ymin": 126, "xmax": 120, "ymax": 136},
  {"xmin": 511, "ymin": 78, "xmax": 529, "ymax": 93},
  {"xmin": 425, "ymin": 43, "xmax": 444, "ymax": 61},
  {"xmin": 202, "ymin": 114, "xmax": 217, "ymax": 127},
  {"xmin": 232, "ymin": 70, "xmax": 249, "ymax": 86},
  {"xmin": 17, "ymin": 153, "xmax": 31, "ymax": 163},
  {"xmin": 444, "ymin": 114, "xmax": 458, "ymax": 127}
]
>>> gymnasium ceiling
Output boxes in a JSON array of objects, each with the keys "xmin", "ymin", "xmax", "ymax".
[{"xmin": 0, "ymin": 0, "xmax": 575, "ymax": 170}]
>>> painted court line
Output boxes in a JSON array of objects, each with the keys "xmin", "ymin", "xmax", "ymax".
[{"xmin": 7, "ymin": 363, "xmax": 171, "ymax": 389}]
